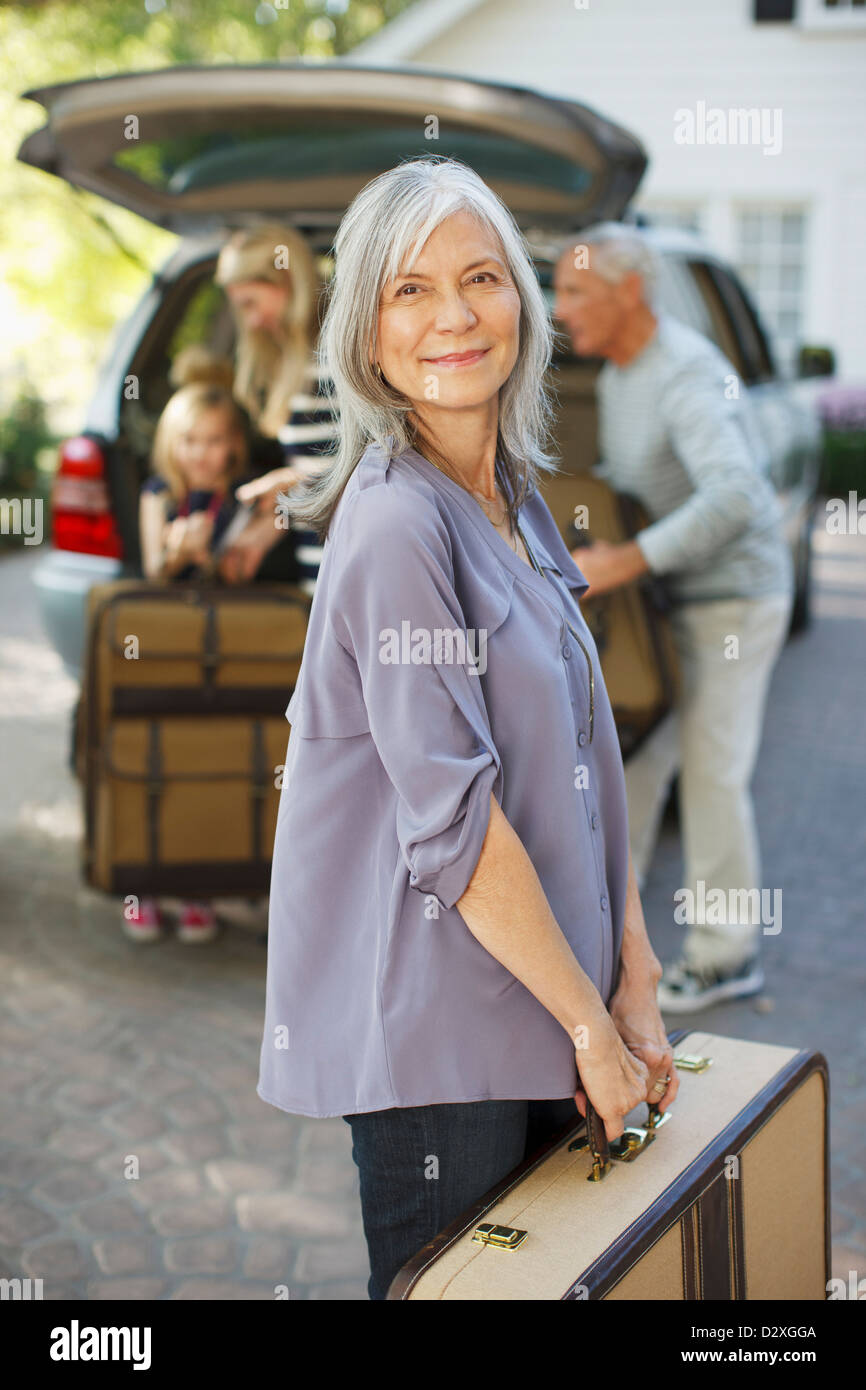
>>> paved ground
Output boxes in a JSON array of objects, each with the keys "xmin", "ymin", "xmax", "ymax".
[{"xmin": 0, "ymin": 515, "xmax": 864, "ymax": 1301}]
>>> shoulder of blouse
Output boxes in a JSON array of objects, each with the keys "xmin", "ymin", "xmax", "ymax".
[
  {"xmin": 328, "ymin": 443, "xmax": 456, "ymax": 572},
  {"xmin": 321, "ymin": 442, "xmax": 525, "ymax": 669}
]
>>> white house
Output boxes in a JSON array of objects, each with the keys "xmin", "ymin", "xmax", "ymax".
[{"xmin": 352, "ymin": 0, "xmax": 866, "ymax": 378}]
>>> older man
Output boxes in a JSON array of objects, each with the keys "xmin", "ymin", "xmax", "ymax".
[{"xmin": 553, "ymin": 223, "xmax": 794, "ymax": 1013}]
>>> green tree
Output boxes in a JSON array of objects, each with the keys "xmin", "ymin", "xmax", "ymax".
[{"xmin": 1, "ymin": 0, "xmax": 416, "ymax": 436}]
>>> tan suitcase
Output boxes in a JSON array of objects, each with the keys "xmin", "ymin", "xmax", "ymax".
[
  {"xmin": 78, "ymin": 580, "xmax": 309, "ymax": 896},
  {"xmin": 539, "ymin": 470, "xmax": 681, "ymax": 761},
  {"xmin": 388, "ymin": 1029, "xmax": 830, "ymax": 1301}
]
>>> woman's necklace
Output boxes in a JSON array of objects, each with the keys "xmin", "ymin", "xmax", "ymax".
[
  {"xmin": 412, "ymin": 433, "xmax": 522, "ymax": 554},
  {"xmin": 471, "ymin": 485, "xmax": 510, "ymax": 531}
]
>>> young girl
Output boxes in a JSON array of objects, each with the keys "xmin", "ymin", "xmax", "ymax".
[{"xmin": 132, "ymin": 379, "xmax": 250, "ymax": 945}]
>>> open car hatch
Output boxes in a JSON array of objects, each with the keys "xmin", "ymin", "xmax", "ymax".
[{"xmin": 17, "ymin": 62, "xmax": 648, "ymax": 235}]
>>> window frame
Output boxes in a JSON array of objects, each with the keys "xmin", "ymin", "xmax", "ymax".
[
  {"xmin": 797, "ymin": 0, "xmax": 866, "ymax": 33},
  {"xmin": 733, "ymin": 205, "xmax": 807, "ymax": 377}
]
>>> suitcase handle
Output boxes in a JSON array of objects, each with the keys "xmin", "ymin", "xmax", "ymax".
[
  {"xmin": 573, "ymin": 1028, "xmax": 692, "ymax": 1180},
  {"xmin": 576, "ymin": 1099, "xmax": 671, "ymax": 1181},
  {"xmin": 582, "ymin": 1100, "xmax": 611, "ymax": 1181}
]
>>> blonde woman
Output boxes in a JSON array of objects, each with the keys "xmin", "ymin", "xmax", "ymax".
[
  {"xmin": 257, "ymin": 158, "xmax": 677, "ymax": 1300},
  {"xmin": 214, "ymin": 224, "xmax": 336, "ymax": 590}
]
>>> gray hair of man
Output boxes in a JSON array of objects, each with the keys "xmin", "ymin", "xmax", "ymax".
[
  {"xmin": 556, "ymin": 222, "xmax": 662, "ymax": 310},
  {"xmin": 280, "ymin": 157, "xmax": 557, "ymax": 541}
]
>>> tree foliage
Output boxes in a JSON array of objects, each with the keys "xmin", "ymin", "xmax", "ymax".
[{"xmin": 1, "ymin": 0, "xmax": 415, "ymax": 432}]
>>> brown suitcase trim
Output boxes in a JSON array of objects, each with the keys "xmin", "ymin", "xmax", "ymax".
[
  {"xmin": 112, "ymin": 688, "xmax": 291, "ymax": 716},
  {"xmin": 111, "ymin": 862, "xmax": 272, "ymax": 896},
  {"xmin": 386, "ymin": 1039, "xmax": 829, "ymax": 1301},
  {"xmin": 694, "ymin": 1173, "xmax": 731, "ymax": 1301},
  {"xmin": 681, "ymin": 1206, "xmax": 699, "ymax": 1300},
  {"xmin": 728, "ymin": 1154, "xmax": 747, "ymax": 1300}
]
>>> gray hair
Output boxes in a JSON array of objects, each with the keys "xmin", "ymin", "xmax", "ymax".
[
  {"xmin": 282, "ymin": 157, "xmax": 557, "ymax": 539},
  {"xmin": 557, "ymin": 222, "xmax": 661, "ymax": 307}
]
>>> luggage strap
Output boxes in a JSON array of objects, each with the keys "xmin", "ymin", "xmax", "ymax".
[{"xmin": 139, "ymin": 718, "xmax": 273, "ymax": 867}]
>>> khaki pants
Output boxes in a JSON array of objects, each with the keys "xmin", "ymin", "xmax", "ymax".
[{"xmin": 626, "ymin": 591, "xmax": 793, "ymax": 972}]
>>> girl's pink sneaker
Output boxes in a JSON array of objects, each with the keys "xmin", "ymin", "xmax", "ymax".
[
  {"xmin": 177, "ymin": 902, "xmax": 219, "ymax": 944},
  {"xmin": 122, "ymin": 897, "xmax": 163, "ymax": 943}
]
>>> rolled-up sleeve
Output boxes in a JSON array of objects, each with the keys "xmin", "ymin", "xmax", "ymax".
[{"xmin": 330, "ymin": 485, "xmax": 502, "ymax": 911}]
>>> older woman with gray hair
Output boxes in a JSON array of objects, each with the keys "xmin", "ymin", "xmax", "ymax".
[
  {"xmin": 257, "ymin": 159, "xmax": 676, "ymax": 1300},
  {"xmin": 553, "ymin": 221, "xmax": 794, "ymax": 1014}
]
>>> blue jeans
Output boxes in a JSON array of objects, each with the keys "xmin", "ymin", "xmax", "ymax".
[{"xmin": 343, "ymin": 1095, "xmax": 580, "ymax": 1300}]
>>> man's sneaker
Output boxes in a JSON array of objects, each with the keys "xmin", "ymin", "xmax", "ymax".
[
  {"xmin": 122, "ymin": 897, "xmax": 163, "ymax": 943},
  {"xmin": 656, "ymin": 956, "xmax": 764, "ymax": 1014},
  {"xmin": 176, "ymin": 902, "xmax": 219, "ymax": 945}
]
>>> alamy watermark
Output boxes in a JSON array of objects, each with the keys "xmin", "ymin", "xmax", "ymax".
[
  {"xmin": 674, "ymin": 880, "xmax": 781, "ymax": 934},
  {"xmin": 378, "ymin": 622, "xmax": 488, "ymax": 676},
  {"xmin": 0, "ymin": 497, "xmax": 43, "ymax": 545},
  {"xmin": 674, "ymin": 102, "xmax": 782, "ymax": 157},
  {"xmin": 825, "ymin": 491, "xmax": 865, "ymax": 534}
]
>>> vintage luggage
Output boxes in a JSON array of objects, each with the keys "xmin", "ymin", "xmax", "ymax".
[
  {"xmin": 388, "ymin": 1029, "xmax": 830, "ymax": 1301},
  {"xmin": 540, "ymin": 470, "xmax": 681, "ymax": 761},
  {"xmin": 78, "ymin": 580, "xmax": 309, "ymax": 897}
]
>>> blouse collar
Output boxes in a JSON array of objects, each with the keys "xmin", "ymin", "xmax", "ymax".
[{"xmin": 396, "ymin": 445, "xmax": 589, "ymax": 600}]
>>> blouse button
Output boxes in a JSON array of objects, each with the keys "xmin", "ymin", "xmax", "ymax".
[
  {"xmin": 577, "ymin": 731, "xmax": 588, "ymax": 746},
  {"xmin": 600, "ymin": 895, "xmax": 608, "ymax": 911},
  {"xmin": 591, "ymin": 812, "xmax": 599, "ymax": 829},
  {"xmin": 562, "ymin": 643, "xmax": 572, "ymax": 659}
]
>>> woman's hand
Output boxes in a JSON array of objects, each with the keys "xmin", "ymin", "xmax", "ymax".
[
  {"xmin": 607, "ymin": 972, "xmax": 680, "ymax": 1117},
  {"xmin": 217, "ymin": 511, "xmax": 281, "ymax": 584},
  {"xmin": 235, "ymin": 466, "xmax": 301, "ymax": 523},
  {"xmin": 183, "ymin": 511, "xmax": 216, "ymax": 567},
  {"xmin": 572, "ymin": 1000, "xmax": 650, "ymax": 1142},
  {"xmin": 163, "ymin": 513, "xmax": 214, "ymax": 570}
]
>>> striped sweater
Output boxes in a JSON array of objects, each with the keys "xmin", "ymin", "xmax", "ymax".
[{"xmin": 278, "ymin": 361, "xmax": 338, "ymax": 596}]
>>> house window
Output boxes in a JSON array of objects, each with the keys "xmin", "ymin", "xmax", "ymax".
[
  {"xmin": 797, "ymin": 0, "xmax": 866, "ymax": 30},
  {"xmin": 753, "ymin": 0, "xmax": 795, "ymax": 20},
  {"xmin": 635, "ymin": 202, "xmax": 703, "ymax": 237},
  {"xmin": 734, "ymin": 208, "xmax": 807, "ymax": 375}
]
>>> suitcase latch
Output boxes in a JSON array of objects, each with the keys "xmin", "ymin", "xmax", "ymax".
[
  {"xmin": 609, "ymin": 1105, "xmax": 672, "ymax": 1161},
  {"xmin": 569, "ymin": 1103, "xmax": 672, "ymax": 1167},
  {"xmin": 472, "ymin": 1223, "xmax": 527, "ymax": 1250},
  {"xmin": 673, "ymin": 1053, "xmax": 713, "ymax": 1072}
]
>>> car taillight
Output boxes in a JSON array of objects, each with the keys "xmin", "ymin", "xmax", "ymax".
[{"xmin": 51, "ymin": 436, "xmax": 124, "ymax": 558}]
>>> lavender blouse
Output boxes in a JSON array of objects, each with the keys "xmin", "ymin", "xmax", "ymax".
[{"xmin": 257, "ymin": 440, "xmax": 630, "ymax": 1118}]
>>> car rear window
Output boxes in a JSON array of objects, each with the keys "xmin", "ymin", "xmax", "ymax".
[{"xmin": 114, "ymin": 115, "xmax": 595, "ymax": 199}]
